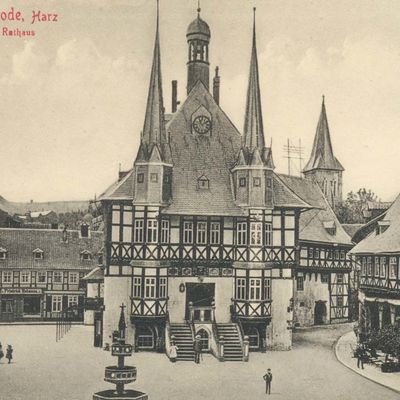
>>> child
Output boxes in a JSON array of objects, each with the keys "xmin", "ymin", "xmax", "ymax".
[
  {"xmin": 170, "ymin": 341, "xmax": 179, "ymax": 363},
  {"xmin": 6, "ymin": 345, "xmax": 13, "ymax": 364}
]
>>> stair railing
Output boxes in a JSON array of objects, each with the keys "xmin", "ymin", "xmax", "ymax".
[
  {"xmin": 236, "ymin": 320, "xmax": 249, "ymax": 362},
  {"xmin": 210, "ymin": 300, "xmax": 222, "ymax": 360},
  {"xmin": 165, "ymin": 312, "xmax": 172, "ymax": 360},
  {"xmin": 186, "ymin": 302, "xmax": 196, "ymax": 342}
]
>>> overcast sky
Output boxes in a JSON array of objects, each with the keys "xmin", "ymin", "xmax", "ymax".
[{"xmin": 0, "ymin": 0, "xmax": 399, "ymax": 202}]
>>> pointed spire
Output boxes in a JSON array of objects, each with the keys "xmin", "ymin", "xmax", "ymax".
[
  {"xmin": 303, "ymin": 96, "xmax": 344, "ymax": 172},
  {"xmin": 243, "ymin": 8, "xmax": 265, "ymax": 151},
  {"xmin": 142, "ymin": 0, "xmax": 166, "ymax": 145}
]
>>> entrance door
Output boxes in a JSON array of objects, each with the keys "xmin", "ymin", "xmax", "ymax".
[
  {"xmin": 23, "ymin": 296, "xmax": 41, "ymax": 316},
  {"xmin": 314, "ymin": 301, "xmax": 327, "ymax": 325},
  {"xmin": 1, "ymin": 298, "xmax": 15, "ymax": 322},
  {"xmin": 185, "ymin": 283, "xmax": 215, "ymax": 320}
]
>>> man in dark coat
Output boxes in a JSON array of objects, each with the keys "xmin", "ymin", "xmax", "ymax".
[
  {"xmin": 193, "ymin": 335, "xmax": 202, "ymax": 364},
  {"xmin": 263, "ymin": 368, "xmax": 273, "ymax": 395},
  {"xmin": 356, "ymin": 346, "xmax": 364, "ymax": 369},
  {"xmin": 6, "ymin": 345, "xmax": 13, "ymax": 364}
]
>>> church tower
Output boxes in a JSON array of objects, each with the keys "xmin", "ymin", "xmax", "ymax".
[
  {"xmin": 186, "ymin": 5, "xmax": 211, "ymax": 94},
  {"xmin": 303, "ymin": 97, "xmax": 344, "ymax": 208},
  {"xmin": 133, "ymin": 0, "xmax": 172, "ymax": 205},
  {"xmin": 232, "ymin": 8, "xmax": 274, "ymax": 208}
]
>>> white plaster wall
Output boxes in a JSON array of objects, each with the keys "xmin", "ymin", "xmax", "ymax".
[
  {"xmin": 83, "ymin": 282, "xmax": 98, "ymax": 325},
  {"xmin": 168, "ymin": 277, "xmax": 233, "ymax": 323},
  {"xmin": 103, "ymin": 276, "xmax": 133, "ymax": 345},
  {"xmin": 294, "ymin": 273, "xmax": 330, "ymax": 327},
  {"xmin": 269, "ymin": 278, "xmax": 293, "ymax": 350}
]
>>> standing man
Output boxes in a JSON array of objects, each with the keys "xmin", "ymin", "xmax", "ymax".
[
  {"xmin": 193, "ymin": 334, "xmax": 202, "ymax": 364},
  {"xmin": 263, "ymin": 368, "xmax": 273, "ymax": 395},
  {"xmin": 356, "ymin": 346, "xmax": 364, "ymax": 370}
]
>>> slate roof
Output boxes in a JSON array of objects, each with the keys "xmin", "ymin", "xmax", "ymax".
[
  {"xmin": 0, "ymin": 228, "xmax": 103, "ymax": 270},
  {"xmin": 352, "ymin": 194, "xmax": 400, "ymax": 254},
  {"xmin": 162, "ymin": 81, "xmax": 245, "ymax": 216},
  {"xmin": 342, "ymin": 224, "xmax": 364, "ymax": 240},
  {"xmin": 82, "ymin": 266, "xmax": 104, "ymax": 282},
  {"xmin": 99, "ymin": 170, "xmax": 134, "ymax": 201},
  {"xmin": 303, "ymin": 98, "xmax": 344, "ymax": 173},
  {"xmin": 278, "ymin": 174, "xmax": 352, "ymax": 245}
]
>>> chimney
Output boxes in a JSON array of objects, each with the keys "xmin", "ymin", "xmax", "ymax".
[
  {"xmin": 213, "ymin": 67, "xmax": 220, "ymax": 105},
  {"xmin": 172, "ymin": 80, "xmax": 180, "ymax": 113}
]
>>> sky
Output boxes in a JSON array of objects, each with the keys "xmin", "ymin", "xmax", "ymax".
[{"xmin": 0, "ymin": 0, "xmax": 399, "ymax": 202}]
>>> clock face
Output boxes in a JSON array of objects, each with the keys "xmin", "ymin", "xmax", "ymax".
[{"xmin": 192, "ymin": 115, "xmax": 211, "ymax": 134}]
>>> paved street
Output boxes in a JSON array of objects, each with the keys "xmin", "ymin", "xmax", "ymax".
[{"xmin": 0, "ymin": 323, "xmax": 398, "ymax": 400}]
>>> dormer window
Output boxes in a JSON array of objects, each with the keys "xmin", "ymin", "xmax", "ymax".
[
  {"xmin": 253, "ymin": 177, "xmax": 261, "ymax": 187},
  {"xmin": 33, "ymin": 248, "xmax": 44, "ymax": 260},
  {"xmin": 239, "ymin": 177, "xmax": 247, "ymax": 187},
  {"xmin": 80, "ymin": 250, "xmax": 92, "ymax": 261},
  {"xmin": 197, "ymin": 175, "xmax": 209, "ymax": 190},
  {"xmin": 137, "ymin": 173, "xmax": 144, "ymax": 183},
  {"xmin": 80, "ymin": 223, "xmax": 89, "ymax": 238},
  {"xmin": 0, "ymin": 247, "xmax": 7, "ymax": 260},
  {"xmin": 323, "ymin": 221, "xmax": 336, "ymax": 236},
  {"xmin": 377, "ymin": 220, "xmax": 390, "ymax": 235},
  {"xmin": 150, "ymin": 173, "xmax": 158, "ymax": 183}
]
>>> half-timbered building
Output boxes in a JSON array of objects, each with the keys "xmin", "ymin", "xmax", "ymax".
[
  {"xmin": 0, "ymin": 227, "xmax": 102, "ymax": 322},
  {"xmin": 352, "ymin": 194, "xmax": 400, "ymax": 332},
  {"xmin": 99, "ymin": 4, "xmax": 354, "ymax": 358}
]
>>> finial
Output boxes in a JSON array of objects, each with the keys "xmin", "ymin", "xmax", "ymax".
[
  {"xmin": 252, "ymin": 7, "xmax": 256, "ymax": 40},
  {"xmin": 156, "ymin": 0, "xmax": 160, "ymax": 29},
  {"xmin": 322, "ymin": 94, "xmax": 325, "ymax": 105},
  {"xmin": 197, "ymin": 0, "xmax": 201, "ymax": 16}
]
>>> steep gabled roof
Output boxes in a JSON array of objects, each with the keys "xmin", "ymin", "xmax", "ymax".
[
  {"xmin": 278, "ymin": 174, "xmax": 352, "ymax": 245},
  {"xmin": 303, "ymin": 98, "xmax": 344, "ymax": 173},
  {"xmin": 352, "ymin": 194, "xmax": 400, "ymax": 254},
  {"xmin": 0, "ymin": 228, "xmax": 103, "ymax": 270},
  {"xmin": 162, "ymin": 80, "xmax": 244, "ymax": 216},
  {"xmin": 98, "ymin": 170, "xmax": 134, "ymax": 201}
]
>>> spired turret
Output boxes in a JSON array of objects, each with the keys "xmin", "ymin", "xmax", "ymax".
[
  {"xmin": 232, "ymin": 8, "xmax": 274, "ymax": 209},
  {"xmin": 93, "ymin": 304, "xmax": 148, "ymax": 400}
]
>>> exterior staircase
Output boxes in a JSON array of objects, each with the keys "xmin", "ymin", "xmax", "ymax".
[
  {"xmin": 216, "ymin": 323, "xmax": 244, "ymax": 361},
  {"xmin": 170, "ymin": 323, "xmax": 195, "ymax": 361}
]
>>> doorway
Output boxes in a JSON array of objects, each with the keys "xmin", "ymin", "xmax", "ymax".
[
  {"xmin": 23, "ymin": 296, "xmax": 41, "ymax": 315},
  {"xmin": 185, "ymin": 283, "xmax": 215, "ymax": 320},
  {"xmin": 314, "ymin": 301, "xmax": 327, "ymax": 325}
]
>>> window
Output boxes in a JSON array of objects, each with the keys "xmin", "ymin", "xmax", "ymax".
[
  {"xmin": 0, "ymin": 250, "xmax": 7, "ymax": 259},
  {"xmin": 198, "ymin": 176, "xmax": 209, "ymax": 190},
  {"xmin": 161, "ymin": 220, "xmax": 170, "ymax": 244},
  {"xmin": 183, "ymin": 221, "xmax": 193, "ymax": 244},
  {"xmin": 263, "ymin": 278, "xmax": 271, "ymax": 300},
  {"xmin": 266, "ymin": 178, "xmax": 272, "ymax": 188},
  {"xmin": 159, "ymin": 277, "xmax": 167, "ymax": 298},
  {"xmin": 136, "ymin": 326, "xmax": 154, "ymax": 349},
  {"xmin": 52, "ymin": 295, "xmax": 62, "ymax": 312},
  {"xmin": 236, "ymin": 278, "xmax": 246, "ymax": 300},
  {"xmin": 314, "ymin": 249, "xmax": 320, "ymax": 259},
  {"xmin": 33, "ymin": 250, "xmax": 44, "ymax": 260},
  {"xmin": 367, "ymin": 257, "xmax": 373, "ymax": 276},
  {"xmin": 21, "ymin": 271, "xmax": 30, "ymax": 283},
  {"xmin": 197, "ymin": 222, "xmax": 207, "ymax": 244},
  {"xmin": 321, "ymin": 274, "xmax": 329, "ymax": 283},
  {"xmin": 253, "ymin": 177, "xmax": 261, "ymax": 187},
  {"xmin": 390, "ymin": 257, "xmax": 398, "ymax": 279},
  {"xmin": 133, "ymin": 277, "xmax": 142, "ymax": 297},
  {"xmin": 249, "ymin": 278, "xmax": 262, "ymax": 301},
  {"xmin": 69, "ymin": 272, "xmax": 79, "ymax": 284},
  {"xmin": 296, "ymin": 276, "xmax": 304, "ymax": 291},
  {"xmin": 361, "ymin": 258, "xmax": 367, "ymax": 276},
  {"xmin": 250, "ymin": 222, "xmax": 262, "ymax": 245},
  {"xmin": 334, "ymin": 250, "xmax": 339, "ymax": 260},
  {"xmin": 308, "ymin": 248, "xmax": 314, "ymax": 258},
  {"xmin": 237, "ymin": 222, "xmax": 247, "ymax": 245},
  {"xmin": 380, "ymin": 257, "xmax": 387, "ymax": 278},
  {"xmin": 337, "ymin": 296, "xmax": 344, "ymax": 307},
  {"xmin": 147, "ymin": 220, "xmax": 158, "ymax": 243},
  {"xmin": 37, "ymin": 271, "xmax": 46, "ymax": 283},
  {"xmin": 340, "ymin": 250, "xmax": 345, "ymax": 260},
  {"xmin": 2, "ymin": 271, "xmax": 12, "ymax": 283},
  {"xmin": 53, "ymin": 271, "xmax": 62, "ymax": 284},
  {"xmin": 265, "ymin": 223, "xmax": 272, "ymax": 246},
  {"xmin": 137, "ymin": 173, "xmax": 144, "ymax": 183},
  {"xmin": 247, "ymin": 327, "xmax": 260, "ymax": 349},
  {"xmin": 81, "ymin": 251, "xmax": 92, "ymax": 261},
  {"xmin": 68, "ymin": 295, "xmax": 78, "ymax": 308},
  {"xmin": 210, "ymin": 222, "xmax": 220, "ymax": 245},
  {"xmin": 134, "ymin": 220, "xmax": 144, "ymax": 243},
  {"xmin": 150, "ymin": 173, "xmax": 158, "ymax": 183},
  {"xmin": 145, "ymin": 277, "xmax": 156, "ymax": 298},
  {"xmin": 374, "ymin": 257, "xmax": 380, "ymax": 277},
  {"xmin": 337, "ymin": 273, "xmax": 343, "ymax": 284},
  {"xmin": 239, "ymin": 177, "xmax": 247, "ymax": 187}
]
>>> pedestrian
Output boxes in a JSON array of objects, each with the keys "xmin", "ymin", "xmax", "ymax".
[
  {"xmin": 0, "ymin": 342, "xmax": 4, "ymax": 363},
  {"xmin": 6, "ymin": 345, "xmax": 13, "ymax": 364},
  {"xmin": 356, "ymin": 346, "xmax": 364, "ymax": 370},
  {"xmin": 263, "ymin": 368, "xmax": 273, "ymax": 395},
  {"xmin": 170, "ymin": 341, "xmax": 179, "ymax": 363},
  {"xmin": 193, "ymin": 334, "xmax": 202, "ymax": 364}
]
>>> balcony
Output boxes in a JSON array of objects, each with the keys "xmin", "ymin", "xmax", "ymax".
[
  {"xmin": 231, "ymin": 299, "xmax": 272, "ymax": 319},
  {"xmin": 131, "ymin": 297, "xmax": 168, "ymax": 317}
]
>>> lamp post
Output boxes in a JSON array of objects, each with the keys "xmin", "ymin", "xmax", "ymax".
[{"xmin": 93, "ymin": 304, "xmax": 148, "ymax": 400}]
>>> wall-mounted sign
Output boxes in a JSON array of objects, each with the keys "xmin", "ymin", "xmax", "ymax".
[{"xmin": 0, "ymin": 288, "xmax": 43, "ymax": 295}]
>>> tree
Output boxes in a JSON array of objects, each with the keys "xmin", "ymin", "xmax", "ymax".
[{"xmin": 336, "ymin": 188, "xmax": 379, "ymax": 224}]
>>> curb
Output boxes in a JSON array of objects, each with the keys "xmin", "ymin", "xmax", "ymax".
[{"xmin": 334, "ymin": 332, "xmax": 400, "ymax": 395}]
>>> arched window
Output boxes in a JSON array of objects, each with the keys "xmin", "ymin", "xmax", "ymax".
[
  {"xmin": 197, "ymin": 329, "xmax": 209, "ymax": 351},
  {"xmin": 136, "ymin": 326, "xmax": 154, "ymax": 349}
]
